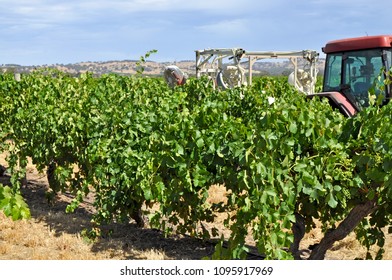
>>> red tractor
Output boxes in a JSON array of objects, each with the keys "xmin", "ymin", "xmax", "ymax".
[
  {"xmin": 310, "ymin": 35, "xmax": 392, "ymax": 117},
  {"xmin": 164, "ymin": 35, "xmax": 392, "ymax": 117}
]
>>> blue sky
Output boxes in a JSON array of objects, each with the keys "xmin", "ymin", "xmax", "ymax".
[{"xmin": 1, "ymin": 0, "xmax": 392, "ymax": 65}]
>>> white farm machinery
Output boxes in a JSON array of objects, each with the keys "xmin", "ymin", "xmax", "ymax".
[{"xmin": 164, "ymin": 48, "xmax": 319, "ymax": 95}]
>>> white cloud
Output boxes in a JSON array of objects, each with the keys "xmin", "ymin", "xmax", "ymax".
[
  {"xmin": 1, "ymin": 0, "xmax": 392, "ymax": 65},
  {"xmin": 3, "ymin": 0, "xmax": 270, "ymax": 18},
  {"xmin": 0, "ymin": 0, "xmax": 263, "ymax": 33},
  {"xmin": 196, "ymin": 19, "xmax": 250, "ymax": 36},
  {"xmin": 75, "ymin": 0, "xmax": 266, "ymax": 14},
  {"xmin": 1, "ymin": 2, "xmax": 82, "ymax": 31}
]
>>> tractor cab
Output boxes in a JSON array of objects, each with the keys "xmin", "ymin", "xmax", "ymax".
[{"xmin": 313, "ymin": 35, "xmax": 392, "ymax": 117}]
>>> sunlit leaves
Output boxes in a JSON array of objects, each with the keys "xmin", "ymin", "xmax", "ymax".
[
  {"xmin": 0, "ymin": 184, "xmax": 31, "ymax": 220},
  {"xmin": 1, "ymin": 70, "xmax": 392, "ymax": 260}
]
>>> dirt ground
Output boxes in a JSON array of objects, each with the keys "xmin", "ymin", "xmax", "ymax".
[{"xmin": 1, "ymin": 153, "xmax": 391, "ymax": 260}]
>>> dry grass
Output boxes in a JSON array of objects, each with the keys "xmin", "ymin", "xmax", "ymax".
[
  {"xmin": 0, "ymin": 212, "xmax": 102, "ymax": 260},
  {"xmin": 1, "ymin": 153, "xmax": 392, "ymax": 260}
]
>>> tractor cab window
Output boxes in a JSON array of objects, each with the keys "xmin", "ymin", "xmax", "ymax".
[
  {"xmin": 323, "ymin": 49, "xmax": 390, "ymax": 108},
  {"xmin": 323, "ymin": 55, "xmax": 342, "ymax": 90}
]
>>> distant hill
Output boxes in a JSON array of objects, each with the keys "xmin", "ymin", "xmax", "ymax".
[{"xmin": 1, "ymin": 59, "xmax": 325, "ymax": 77}]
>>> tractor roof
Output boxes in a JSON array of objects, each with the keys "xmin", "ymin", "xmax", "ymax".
[{"xmin": 322, "ymin": 35, "xmax": 392, "ymax": 53}]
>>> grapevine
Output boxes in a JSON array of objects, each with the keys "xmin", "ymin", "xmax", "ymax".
[{"xmin": 0, "ymin": 68, "xmax": 391, "ymax": 260}]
